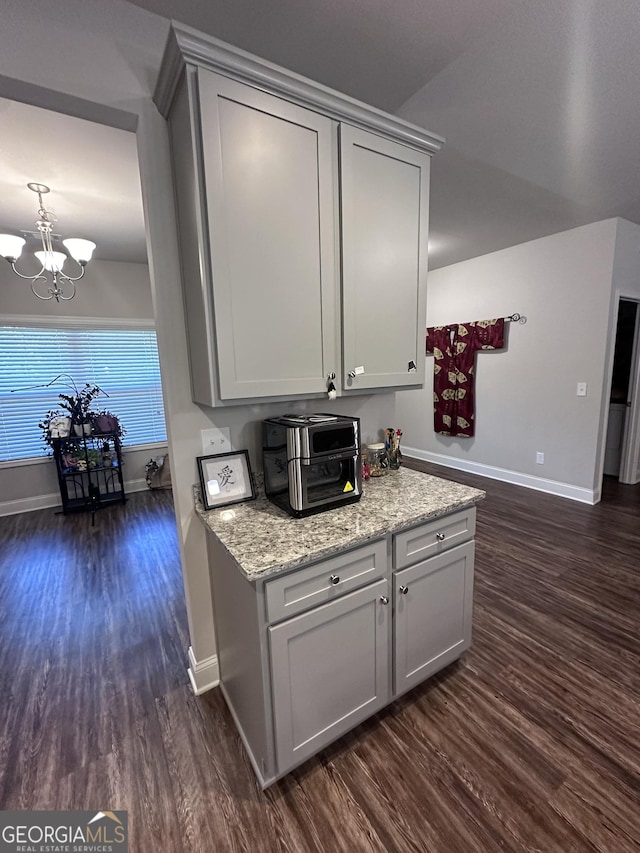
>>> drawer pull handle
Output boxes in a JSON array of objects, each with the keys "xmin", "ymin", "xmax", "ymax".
[
  {"xmin": 436, "ymin": 532, "xmax": 446, "ymax": 541},
  {"xmin": 399, "ymin": 585, "xmax": 409, "ymax": 595},
  {"xmin": 329, "ymin": 574, "xmax": 340, "ymax": 585},
  {"xmin": 380, "ymin": 595, "xmax": 389, "ymax": 605}
]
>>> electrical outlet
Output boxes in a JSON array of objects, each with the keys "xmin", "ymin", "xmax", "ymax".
[
  {"xmin": 536, "ymin": 451, "xmax": 544, "ymax": 464},
  {"xmin": 201, "ymin": 427, "xmax": 231, "ymax": 455},
  {"xmin": 577, "ymin": 382, "xmax": 587, "ymax": 396}
]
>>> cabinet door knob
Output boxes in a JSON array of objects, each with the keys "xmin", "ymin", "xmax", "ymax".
[
  {"xmin": 399, "ymin": 585, "xmax": 409, "ymax": 595},
  {"xmin": 329, "ymin": 574, "xmax": 340, "ymax": 585},
  {"xmin": 436, "ymin": 532, "xmax": 445, "ymax": 541},
  {"xmin": 380, "ymin": 595, "xmax": 389, "ymax": 605}
]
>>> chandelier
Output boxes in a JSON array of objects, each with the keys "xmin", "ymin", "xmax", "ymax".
[{"xmin": 0, "ymin": 183, "xmax": 96, "ymax": 302}]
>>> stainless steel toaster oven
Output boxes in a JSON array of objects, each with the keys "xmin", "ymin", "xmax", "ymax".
[{"xmin": 262, "ymin": 414, "xmax": 362, "ymax": 517}]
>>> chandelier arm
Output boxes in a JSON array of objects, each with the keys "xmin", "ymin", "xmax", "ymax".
[
  {"xmin": 56, "ymin": 285, "xmax": 77, "ymax": 300},
  {"xmin": 29, "ymin": 275, "xmax": 55, "ymax": 301},
  {"xmin": 57, "ymin": 261, "xmax": 87, "ymax": 283},
  {"xmin": 30, "ymin": 275, "xmax": 77, "ymax": 302},
  {"xmin": 7, "ymin": 258, "xmax": 86, "ymax": 283},
  {"xmin": 8, "ymin": 260, "xmax": 47, "ymax": 281}
]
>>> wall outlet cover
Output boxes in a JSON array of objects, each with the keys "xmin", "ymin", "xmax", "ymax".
[
  {"xmin": 536, "ymin": 451, "xmax": 544, "ymax": 464},
  {"xmin": 577, "ymin": 382, "xmax": 587, "ymax": 396},
  {"xmin": 201, "ymin": 427, "xmax": 232, "ymax": 455}
]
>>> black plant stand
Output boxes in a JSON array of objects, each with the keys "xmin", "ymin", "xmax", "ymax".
[{"xmin": 52, "ymin": 432, "xmax": 126, "ymax": 524}]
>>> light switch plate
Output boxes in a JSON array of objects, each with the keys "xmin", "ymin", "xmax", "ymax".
[
  {"xmin": 201, "ymin": 427, "xmax": 232, "ymax": 455},
  {"xmin": 577, "ymin": 382, "xmax": 587, "ymax": 397}
]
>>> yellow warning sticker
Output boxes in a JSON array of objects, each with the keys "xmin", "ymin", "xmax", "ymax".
[{"xmin": 343, "ymin": 481, "xmax": 354, "ymax": 493}]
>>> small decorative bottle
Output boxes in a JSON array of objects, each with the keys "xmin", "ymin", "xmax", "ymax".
[
  {"xmin": 361, "ymin": 447, "xmax": 370, "ymax": 481},
  {"xmin": 387, "ymin": 428, "xmax": 403, "ymax": 470}
]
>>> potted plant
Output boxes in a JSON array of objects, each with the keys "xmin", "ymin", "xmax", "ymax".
[
  {"xmin": 39, "ymin": 379, "xmax": 107, "ymax": 450},
  {"xmin": 85, "ymin": 448, "xmax": 102, "ymax": 468},
  {"xmin": 57, "ymin": 383, "xmax": 102, "ymax": 435},
  {"xmin": 91, "ymin": 409, "xmax": 126, "ymax": 441}
]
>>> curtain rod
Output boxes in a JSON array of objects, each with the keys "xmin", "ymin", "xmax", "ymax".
[{"xmin": 505, "ymin": 313, "xmax": 527, "ymax": 324}]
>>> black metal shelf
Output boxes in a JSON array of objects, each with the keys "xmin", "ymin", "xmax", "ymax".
[{"xmin": 51, "ymin": 432, "xmax": 126, "ymax": 522}]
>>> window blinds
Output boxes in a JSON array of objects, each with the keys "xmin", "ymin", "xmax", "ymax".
[{"xmin": 0, "ymin": 326, "xmax": 167, "ymax": 462}]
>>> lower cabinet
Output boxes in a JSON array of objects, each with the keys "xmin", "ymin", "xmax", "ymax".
[
  {"xmin": 393, "ymin": 541, "xmax": 474, "ymax": 695},
  {"xmin": 206, "ymin": 506, "xmax": 476, "ymax": 787},
  {"xmin": 269, "ymin": 579, "xmax": 390, "ymax": 771}
]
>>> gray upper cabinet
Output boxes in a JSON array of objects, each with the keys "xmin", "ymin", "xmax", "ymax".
[
  {"xmin": 169, "ymin": 68, "xmax": 338, "ymax": 404},
  {"xmin": 156, "ymin": 24, "xmax": 443, "ymax": 406},
  {"xmin": 340, "ymin": 125, "xmax": 430, "ymax": 391},
  {"xmin": 198, "ymin": 72, "xmax": 338, "ymax": 401}
]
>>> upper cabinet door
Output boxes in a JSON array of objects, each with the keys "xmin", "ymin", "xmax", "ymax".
[
  {"xmin": 340, "ymin": 125, "xmax": 430, "ymax": 391},
  {"xmin": 198, "ymin": 71, "xmax": 338, "ymax": 400}
]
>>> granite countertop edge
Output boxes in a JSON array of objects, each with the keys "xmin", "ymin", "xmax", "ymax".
[{"xmin": 194, "ymin": 468, "xmax": 485, "ymax": 582}]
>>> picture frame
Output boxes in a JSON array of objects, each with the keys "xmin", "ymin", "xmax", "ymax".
[{"xmin": 196, "ymin": 449, "xmax": 257, "ymax": 511}]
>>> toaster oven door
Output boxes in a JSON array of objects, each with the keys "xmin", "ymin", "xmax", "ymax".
[{"xmin": 298, "ymin": 451, "xmax": 361, "ymax": 510}]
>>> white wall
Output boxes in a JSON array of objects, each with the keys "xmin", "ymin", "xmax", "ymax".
[
  {"xmin": 398, "ymin": 219, "xmax": 618, "ymax": 502},
  {"xmin": 0, "ymin": 258, "xmax": 154, "ymax": 319},
  {"xmin": 0, "ymin": 0, "xmax": 399, "ymax": 691}
]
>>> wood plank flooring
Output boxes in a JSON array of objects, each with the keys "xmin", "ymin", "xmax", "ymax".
[{"xmin": 0, "ymin": 465, "xmax": 639, "ymax": 852}]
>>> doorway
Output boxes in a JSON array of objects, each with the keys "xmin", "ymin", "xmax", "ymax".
[
  {"xmin": 603, "ymin": 297, "xmax": 640, "ymax": 483},
  {"xmin": 0, "ymin": 95, "xmax": 170, "ymax": 512}
]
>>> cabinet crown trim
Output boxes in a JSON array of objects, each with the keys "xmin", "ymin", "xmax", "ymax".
[{"xmin": 154, "ymin": 22, "xmax": 445, "ymax": 156}]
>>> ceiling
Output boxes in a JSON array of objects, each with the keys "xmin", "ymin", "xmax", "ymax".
[
  {"xmin": 126, "ymin": 0, "xmax": 640, "ymax": 268},
  {"xmin": 0, "ymin": 98, "xmax": 145, "ymax": 263},
  {"xmin": 3, "ymin": 0, "xmax": 640, "ymax": 270}
]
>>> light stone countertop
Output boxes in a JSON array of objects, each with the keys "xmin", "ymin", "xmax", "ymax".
[{"xmin": 194, "ymin": 467, "xmax": 485, "ymax": 581}]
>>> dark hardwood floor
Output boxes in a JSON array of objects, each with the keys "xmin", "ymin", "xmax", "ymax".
[{"xmin": 1, "ymin": 465, "xmax": 639, "ymax": 852}]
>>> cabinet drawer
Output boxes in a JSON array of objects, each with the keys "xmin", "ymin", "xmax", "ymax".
[
  {"xmin": 393, "ymin": 507, "xmax": 476, "ymax": 569},
  {"xmin": 265, "ymin": 539, "xmax": 387, "ymax": 624}
]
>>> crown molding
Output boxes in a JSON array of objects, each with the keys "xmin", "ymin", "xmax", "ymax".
[{"xmin": 154, "ymin": 22, "xmax": 445, "ymax": 156}]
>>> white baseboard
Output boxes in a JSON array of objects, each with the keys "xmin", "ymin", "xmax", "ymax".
[
  {"xmin": 187, "ymin": 645, "xmax": 220, "ymax": 695},
  {"xmin": 404, "ymin": 446, "xmax": 597, "ymax": 505},
  {"xmin": 124, "ymin": 477, "xmax": 149, "ymax": 494},
  {"xmin": 0, "ymin": 491, "xmax": 62, "ymax": 516},
  {"xmin": 0, "ymin": 475, "xmax": 152, "ymax": 517}
]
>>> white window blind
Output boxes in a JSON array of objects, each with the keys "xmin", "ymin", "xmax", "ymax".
[{"xmin": 0, "ymin": 326, "xmax": 167, "ymax": 462}]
